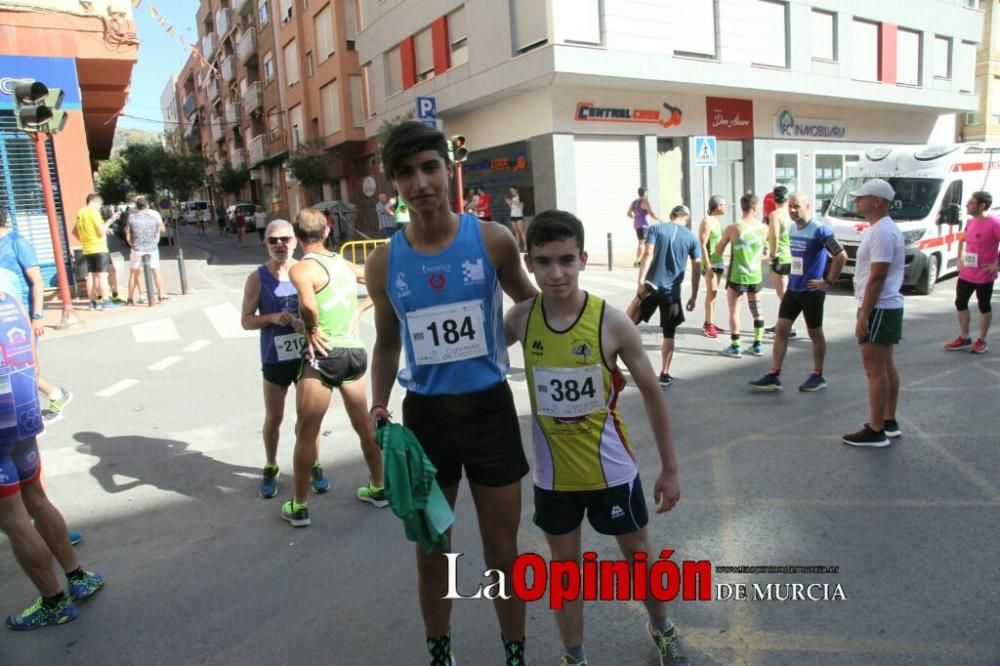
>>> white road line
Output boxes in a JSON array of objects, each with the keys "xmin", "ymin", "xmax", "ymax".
[
  {"xmin": 202, "ymin": 303, "xmax": 256, "ymax": 339},
  {"xmin": 96, "ymin": 379, "xmax": 139, "ymax": 397},
  {"xmin": 148, "ymin": 356, "xmax": 183, "ymax": 372},
  {"xmin": 183, "ymin": 339, "xmax": 211, "ymax": 352},
  {"xmin": 131, "ymin": 317, "xmax": 181, "ymax": 343}
]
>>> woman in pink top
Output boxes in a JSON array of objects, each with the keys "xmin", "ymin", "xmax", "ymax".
[{"xmin": 944, "ymin": 191, "xmax": 1000, "ymax": 354}]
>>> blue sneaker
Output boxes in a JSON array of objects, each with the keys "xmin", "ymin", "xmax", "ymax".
[
  {"xmin": 721, "ymin": 344, "xmax": 742, "ymax": 358},
  {"xmin": 260, "ymin": 465, "xmax": 279, "ymax": 499},
  {"xmin": 68, "ymin": 529, "xmax": 83, "ymax": 545},
  {"xmin": 101, "ymin": 300, "xmax": 121, "ymax": 310},
  {"xmin": 68, "ymin": 570, "xmax": 104, "ymax": 601},
  {"xmin": 798, "ymin": 373, "xmax": 827, "ymax": 392},
  {"xmin": 310, "ymin": 463, "xmax": 330, "ymax": 494},
  {"xmin": 748, "ymin": 373, "xmax": 782, "ymax": 392},
  {"xmin": 5, "ymin": 596, "xmax": 77, "ymax": 631},
  {"xmin": 748, "ymin": 341, "xmax": 764, "ymax": 357}
]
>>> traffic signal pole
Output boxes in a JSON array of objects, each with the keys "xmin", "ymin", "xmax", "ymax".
[{"xmin": 33, "ymin": 132, "xmax": 79, "ymax": 328}]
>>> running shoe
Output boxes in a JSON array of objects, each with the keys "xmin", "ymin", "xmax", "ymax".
[
  {"xmin": 702, "ymin": 323, "xmax": 719, "ymax": 338},
  {"xmin": 310, "ymin": 463, "xmax": 331, "ymax": 494},
  {"xmin": 5, "ymin": 596, "xmax": 77, "ymax": 631},
  {"xmin": 281, "ymin": 501, "xmax": 310, "ymax": 527},
  {"xmin": 798, "ymin": 373, "xmax": 827, "ymax": 392},
  {"xmin": 648, "ymin": 622, "xmax": 689, "ymax": 665},
  {"xmin": 260, "ymin": 465, "xmax": 279, "ymax": 499},
  {"xmin": 721, "ymin": 344, "xmax": 742, "ymax": 358},
  {"xmin": 883, "ymin": 419, "xmax": 902, "ymax": 439},
  {"xmin": 110, "ymin": 295, "xmax": 125, "ymax": 304},
  {"xmin": 100, "ymin": 300, "xmax": 121, "ymax": 310},
  {"xmin": 67, "ymin": 570, "xmax": 104, "ymax": 601},
  {"xmin": 970, "ymin": 338, "xmax": 988, "ymax": 354},
  {"xmin": 748, "ymin": 373, "xmax": 782, "ymax": 392},
  {"xmin": 658, "ymin": 373, "xmax": 674, "ymax": 387},
  {"xmin": 68, "ymin": 529, "xmax": 83, "ymax": 545},
  {"xmin": 88, "ymin": 300, "xmax": 98, "ymax": 311},
  {"xmin": 766, "ymin": 326, "xmax": 796, "ymax": 338},
  {"xmin": 944, "ymin": 336, "xmax": 972, "ymax": 351},
  {"xmin": 748, "ymin": 341, "xmax": 764, "ymax": 357},
  {"xmin": 560, "ymin": 657, "xmax": 588, "ymax": 666},
  {"xmin": 764, "ymin": 324, "xmax": 776, "ymax": 334},
  {"xmin": 841, "ymin": 424, "xmax": 890, "ymax": 448},
  {"xmin": 356, "ymin": 482, "xmax": 389, "ymax": 508},
  {"xmin": 788, "ymin": 328, "xmax": 798, "ymax": 339},
  {"xmin": 633, "ymin": 259, "xmax": 642, "ymax": 267},
  {"xmin": 42, "ymin": 389, "xmax": 73, "ymax": 423}
]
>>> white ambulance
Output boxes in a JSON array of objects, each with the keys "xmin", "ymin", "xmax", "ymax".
[{"xmin": 824, "ymin": 143, "xmax": 1000, "ymax": 295}]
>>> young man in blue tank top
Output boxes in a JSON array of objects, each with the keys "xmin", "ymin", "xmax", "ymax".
[{"xmin": 366, "ymin": 121, "xmax": 537, "ymax": 666}]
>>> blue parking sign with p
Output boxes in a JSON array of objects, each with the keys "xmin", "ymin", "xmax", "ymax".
[{"xmin": 417, "ymin": 96, "xmax": 437, "ymax": 120}]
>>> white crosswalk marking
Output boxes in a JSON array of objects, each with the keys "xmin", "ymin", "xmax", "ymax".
[
  {"xmin": 202, "ymin": 303, "xmax": 256, "ymax": 339},
  {"xmin": 183, "ymin": 339, "xmax": 211, "ymax": 352},
  {"xmin": 131, "ymin": 318, "xmax": 181, "ymax": 343},
  {"xmin": 96, "ymin": 379, "xmax": 139, "ymax": 397},
  {"xmin": 148, "ymin": 356, "xmax": 183, "ymax": 371}
]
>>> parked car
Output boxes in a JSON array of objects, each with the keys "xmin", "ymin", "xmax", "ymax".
[
  {"xmin": 182, "ymin": 201, "xmax": 211, "ymax": 225},
  {"xmin": 226, "ymin": 203, "xmax": 258, "ymax": 233}
]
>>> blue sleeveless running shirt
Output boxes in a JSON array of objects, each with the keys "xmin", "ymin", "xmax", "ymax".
[
  {"xmin": 257, "ymin": 265, "xmax": 301, "ymax": 365},
  {"xmin": 0, "ymin": 293, "xmax": 43, "ymax": 443},
  {"xmin": 387, "ymin": 214, "xmax": 508, "ymax": 395}
]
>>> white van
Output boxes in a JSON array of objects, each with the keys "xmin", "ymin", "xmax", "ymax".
[
  {"xmin": 824, "ymin": 144, "xmax": 1000, "ymax": 295},
  {"xmin": 182, "ymin": 200, "xmax": 211, "ymax": 225}
]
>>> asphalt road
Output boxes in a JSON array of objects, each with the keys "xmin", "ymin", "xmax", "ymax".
[{"xmin": 1, "ymin": 226, "xmax": 997, "ymax": 665}]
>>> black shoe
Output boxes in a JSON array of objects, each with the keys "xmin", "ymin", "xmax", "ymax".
[
  {"xmin": 658, "ymin": 373, "xmax": 674, "ymax": 386},
  {"xmin": 841, "ymin": 424, "xmax": 890, "ymax": 448},
  {"xmin": 883, "ymin": 419, "xmax": 902, "ymax": 438}
]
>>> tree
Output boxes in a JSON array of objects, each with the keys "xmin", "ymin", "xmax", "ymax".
[
  {"xmin": 120, "ymin": 143, "xmax": 168, "ymax": 197},
  {"xmin": 216, "ymin": 160, "xmax": 249, "ymax": 195},
  {"xmin": 95, "ymin": 157, "xmax": 130, "ymax": 204},
  {"xmin": 286, "ymin": 138, "xmax": 330, "ymax": 188},
  {"xmin": 161, "ymin": 152, "xmax": 208, "ymax": 201}
]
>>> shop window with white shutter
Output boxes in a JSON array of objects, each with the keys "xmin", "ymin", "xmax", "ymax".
[
  {"xmin": 753, "ymin": 1, "xmax": 787, "ymax": 68},
  {"xmin": 415, "ymin": 28, "xmax": 434, "ymax": 81},
  {"xmin": 386, "ymin": 46, "xmax": 402, "ymax": 96},
  {"xmin": 851, "ymin": 20, "xmax": 879, "ymax": 82},
  {"xmin": 320, "ymin": 81, "xmax": 342, "ymax": 136},
  {"xmin": 448, "ymin": 6, "xmax": 468, "ymax": 67},
  {"xmin": 896, "ymin": 29, "xmax": 921, "ymax": 87},
  {"xmin": 512, "ymin": 0, "xmax": 547, "ymax": 54},
  {"xmin": 933, "ymin": 36, "xmax": 951, "ymax": 79},
  {"xmin": 672, "ymin": 0, "xmax": 716, "ymax": 59},
  {"xmin": 315, "ymin": 5, "xmax": 335, "ymax": 62}
]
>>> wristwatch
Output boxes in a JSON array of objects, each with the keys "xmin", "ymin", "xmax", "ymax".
[{"xmin": 32, "ymin": 312, "xmax": 44, "ymax": 320}]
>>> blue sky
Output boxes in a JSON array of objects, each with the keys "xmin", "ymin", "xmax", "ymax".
[{"xmin": 118, "ymin": 0, "xmax": 200, "ymax": 132}]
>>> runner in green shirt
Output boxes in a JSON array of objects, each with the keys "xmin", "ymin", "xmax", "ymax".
[
  {"xmin": 697, "ymin": 196, "xmax": 728, "ymax": 338},
  {"xmin": 715, "ymin": 194, "xmax": 767, "ymax": 358},
  {"xmin": 766, "ymin": 186, "xmax": 797, "ymax": 338}
]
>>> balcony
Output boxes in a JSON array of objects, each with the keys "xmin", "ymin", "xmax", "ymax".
[
  {"xmin": 202, "ymin": 33, "xmax": 219, "ymax": 62},
  {"xmin": 231, "ymin": 148, "xmax": 246, "ymax": 172},
  {"xmin": 242, "ymin": 81, "xmax": 262, "ymax": 114},
  {"xmin": 184, "ymin": 117, "xmax": 200, "ymax": 149},
  {"xmin": 182, "ymin": 91, "xmax": 197, "ymax": 118},
  {"xmin": 248, "ymin": 134, "xmax": 266, "ymax": 166},
  {"xmin": 224, "ymin": 101, "xmax": 240, "ymax": 126},
  {"xmin": 237, "ymin": 26, "xmax": 257, "ymax": 66},
  {"xmin": 207, "ymin": 76, "xmax": 221, "ymax": 102},
  {"xmin": 221, "ymin": 55, "xmax": 237, "ymax": 84},
  {"xmin": 210, "ymin": 115, "xmax": 224, "ymax": 143},
  {"xmin": 215, "ymin": 7, "xmax": 234, "ymax": 38}
]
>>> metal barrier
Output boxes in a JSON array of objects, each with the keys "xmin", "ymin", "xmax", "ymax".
[{"xmin": 338, "ymin": 239, "xmax": 389, "ymax": 264}]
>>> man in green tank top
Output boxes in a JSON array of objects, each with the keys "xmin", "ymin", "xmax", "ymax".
[
  {"xmin": 715, "ymin": 194, "xmax": 767, "ymax": 358},
  {"xmin": 282, "ymin": 208, "xmax": 385, "ymax": 527},
  {"xmin": 697, "ymin": 195, "xmax": 728, "ymax": 338},
  {"xmin": 766, "ymin": 186, "xmax": 797, "ymax": 338}
]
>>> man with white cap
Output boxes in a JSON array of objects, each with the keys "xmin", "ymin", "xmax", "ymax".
[{"xmin": 842, "ymin": 178, "xmax": 904, "ymax": 448}]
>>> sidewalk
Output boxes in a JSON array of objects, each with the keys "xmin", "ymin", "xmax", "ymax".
[{"xmin": 38, "ymin": 233, "xmax": 225, "ymax": 338}]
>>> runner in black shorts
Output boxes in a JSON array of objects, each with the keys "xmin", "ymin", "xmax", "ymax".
[
  {"xmin": 305, "ymin": 347, "xmax": 368, "ymax": 389},
  {"xmin": 750, "ymin": 193, "xmax": 847, "ymax": 393}
]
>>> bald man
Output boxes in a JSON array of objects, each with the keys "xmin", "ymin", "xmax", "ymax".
[{"xmin": 749, "ymin": 193, "xmax": 847, "ymax": 393}]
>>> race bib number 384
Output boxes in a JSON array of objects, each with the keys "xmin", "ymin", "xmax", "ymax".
[
  {"xmin": 406, "ymin": 300, "xmax": 487, "ymax": 365},
  {"xmin": 534, "ymin": 365, "xmax": 604, "ymax": 418}
]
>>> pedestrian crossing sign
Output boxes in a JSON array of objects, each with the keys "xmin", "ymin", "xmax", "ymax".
[{"xmin": 694, "ymin": 136, "xmax": 717, "ymax": 167}]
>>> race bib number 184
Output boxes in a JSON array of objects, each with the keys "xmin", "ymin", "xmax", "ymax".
[{"xmin": 406, "ymin": 300, "xmax": 488, "ymax": 365}]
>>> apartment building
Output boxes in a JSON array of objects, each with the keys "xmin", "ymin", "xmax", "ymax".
[
  {"xmin": 959, "ymin": 0, "xmax": 1000, "ymax": 141},
  {"xmin": 173, "ymin": 0, "xmax": 373, "ymax": 224},
  {"xmin": 358, "ymin": 0, "xmax": 983, "ymax": 257}
]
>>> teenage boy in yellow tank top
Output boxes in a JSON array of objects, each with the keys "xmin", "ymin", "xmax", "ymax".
[{"xmin": 503, "ymin": 210, "xmax": 685, "ymax": 666}]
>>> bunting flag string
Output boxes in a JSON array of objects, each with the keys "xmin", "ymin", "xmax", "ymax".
[{"xmin": 140, "ymin": 1, "xmax": 219, "ymax": 77}]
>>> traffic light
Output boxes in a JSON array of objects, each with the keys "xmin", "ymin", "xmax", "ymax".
[
  {"xmin": 13, "ymin": 81, "xmax": 66, "ymax": 133},
  {"xmin": 449, "ymin": 135, "xmax": 468, "ymax": 163}
]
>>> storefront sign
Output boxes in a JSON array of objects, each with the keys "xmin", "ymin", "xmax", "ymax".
[
  {"xmin": 706, "ymin": 97, "xmax": 753, "ymax": 140},
  {"xmin": 774, "ymin": 109, "xmax": 846, "ymax": 141},
  {"xmin": 575, "ymin": 102, "xmax": 683, "ymax": 128}
]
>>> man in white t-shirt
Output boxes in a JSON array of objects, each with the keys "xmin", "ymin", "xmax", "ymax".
[
  {"xmin": 126, "ymin": 197, "xmax": 167, "ymax": 305},
  {"xmin": 842, "ymin": 179, "xmax": 905, "ymax": 448}
]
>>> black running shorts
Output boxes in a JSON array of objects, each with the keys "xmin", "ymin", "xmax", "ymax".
[
  {"xmin": 262, "ymin": 360, "xmax": 301, "ymax": 388},
  {"xmin": 638, "ymin": 291, "xmax": 684, "ymax": 339},
  {"xmin": 727, "ymin": 281, "xmax": 762, "ymax": 294},
  {"xmin": 402, "ymin": 381, "xmax": 528, "ymax": 488},
  {"xmin": 534, "ymin": 475, "xmax": 648, "ymax": 536},
  {"xmin": 304, "ymin": 347, "xmax": 367, "ymax": 388},
  {"xmin": 84, "ymin": 252, "xmax": 110, "ymax": 273},
  {"xmin": 778, "ymin": 290, "xmax": 826, "ymax": 330}
]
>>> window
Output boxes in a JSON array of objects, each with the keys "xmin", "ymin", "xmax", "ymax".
[
  {"xmin": 315, "ymin": 4, "xmax": 335, "ymax": 61},
  {"xmin": 306, "ymin": 51, "xmax": 314, "ymax": 77},
  {"xmin": 284, "ymin": 40, "xmax": 299, "ymax": 86},
  {"xmin": 814, "ymin": 153, "xmax": 861, "ymax": 209},
  {"xmin": 852, "ymin": 19, "xmax": 879, "ymax": 82},
  {"xmin": 448, "ymin": 7, "xmax": 468, "ymax": 67},
  {"xmin": 555, "ymin": 0, "xmax": 600, "ymax": 45},
  {"xmin": 263, "ymin": 51, "xmax": 275, "ymax": 83},
  {"xmin": 386, "ymin": 46, "xmax": 403, "ymax": 95},
  {"xmin": 349, "ymin": 75, "xmax": 364, "ymax": 127},
  {"xmin": 811, "ymin": 10, "xmax": 836, "ymax": 61},
  {"xmin": 933, "ymin": 36, "xmax": 952, "ymax": 79},
  {"xmin": 362, "ymin": 62, "xmax": 374, "ymax": 119},
  {"xmin": 344, "ymin": 0, "xmax": 359, "ymax": 50},
  {"xmin": 512, "ymin": 0, "xmax": 547, "ymax": 53},
  {"xmin": 415, "ymin": 28, "xmax": 434, "ymax": 81},
  {"xmin": 754, "ymin": 1, "xmax": 787, "ymax": 68},
  {"xmin": 267, "ymin": 107, "xmax": 281, "ymax": 141},
  {"xmin": 897, "ymin": 29, "xmax": 921, "ymax": 86},
  {"xmin": 290, "ymin": 104, "xmax": 303, "ymax": 148},
  {"xmin": 991, "ymin": 77, "xmax": 1000, "ymax": 122},
  {"xmin": 941, "ymin": 180, "xmax": 963, "ymax": 220},
  {"xmin": 774, "ymin": 152, "xmax": 798, "ymax": 191},
  {"xmin": 672, "ymin": 0, "xmax": 716, "ymax": 58},
  {"xmin": 258, "ymin": 0, "xmax": 269, "ymax": 26},
  {"xmin": 957, "ymin": 41, "xmax": 977, "ymax": 92},
  {"xmin": 280, "ymin": 0, "xmax": 292, "ymax": 23},
  {"xmin": 320, "ymin": 81, "xmax": 342, "ymax": 136}
]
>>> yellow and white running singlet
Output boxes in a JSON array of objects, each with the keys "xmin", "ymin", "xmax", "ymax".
[{"xmin": 524, "ymin": 293, "xmax": 638, "ymax": 491}]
